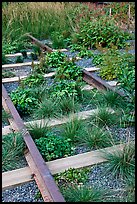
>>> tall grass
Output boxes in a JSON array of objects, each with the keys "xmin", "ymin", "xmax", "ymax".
[{"xmin": 2, "ymin": 2, "xmax": 79, "ymax": 43}]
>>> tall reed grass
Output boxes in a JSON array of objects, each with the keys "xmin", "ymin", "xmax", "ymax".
[{"xmin": 2, "ymin": 2, "xmax": 79, "ymax": 43}]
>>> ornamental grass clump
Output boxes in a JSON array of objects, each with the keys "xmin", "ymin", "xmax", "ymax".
[
  {"xmin": 102, "ymin": 142, "xmax": 135, "ymax": 179},
  {"xmin": 2, "ymin": 132, "xmax": 25, "ymax": 171},
  {"xmin": 77, "ymin": 125, "xmax": 113, "ymax": 150},
  {"xmin": 61, "ymin": 184, "xmax": 110, "ymax": 202},
  {"xmin": 26, "ymin": 121, "xmax": 49, "ymax": 140},
  {"xmin": 61, "ymin": 117, "xmax": 87, "ymax": 143},
  {"xmin": 57, "ymin": 95, "xmax": 80, "ymax": 116},
  {"xmin": 90, "ymin": 106, "xmax": 117, "ymax": 127}
]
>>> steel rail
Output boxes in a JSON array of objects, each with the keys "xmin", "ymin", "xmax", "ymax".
[
  {"xmin": 2, "ymin": 84, "xmax": 65, "ymax": 202},
  {"xmin": 83, "ymin": 69, "xmax": 125, "ymax": 97}
]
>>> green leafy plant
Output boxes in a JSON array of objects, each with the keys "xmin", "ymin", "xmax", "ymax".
[
  {"xmin": 116, "ymin": 57, "xmax": 135, "ymax": 106},
  {"xmin": 50, "ymin": 80, "xmax": 82, "ymax": 98},
  {"xmin": 2, "ymin": 132, "xmax": 25, "ymax": 171},
  {"xmin": 45, "ymin": 51, "xmax": 66, "ymax": 69},
  {"xmin": 102, "ymin": 142, "xmax": 135, "ymax": 179},
  {"xmin": 77, "ymin": 49, "xmax": 93, "ymax": 59},
  {"xmin": 54, "ymin": 167, "xmax": 90, "ymax": 186},
  {"xmin": 72, "ymin": 16, "xmax": 130, "ymax": 49},
  {"xmin": 55, "ymin": 60, "xmax": 82, "ymax": 81},
  {"xmin": 35, "ymin": 132, "xmax": 73, "ymax": 161},
  {"xmin": 21, "ymin": 73, "xmax": 45, "ymax": 88},
  {"xmin": 2, "ymin": 40, "xmax": 31, "ymax": 54},
  {"xmin": 92, "ymin": 53, "xmax": 103, "ymax": 66},
  {"xmin": 10, "ymin": 87, "xmax": 39, "ymax": 116}
]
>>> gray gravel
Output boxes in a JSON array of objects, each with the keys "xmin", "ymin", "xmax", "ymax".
[{"xmin": 2, "ymin": 181, "xmax": 44, "ymax": 202}]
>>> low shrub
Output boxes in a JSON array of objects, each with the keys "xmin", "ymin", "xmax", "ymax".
[
  {"xmin": 54, "ymin": 167, "xmax": 90, "ymax": 186},
  {"xmin": 10, "ymin": 87, "xmax": 38, "ymax": 116},
  {"xmin": 21, "ymin": 73, "xmax": 45, "ymax": 88},
  {"xmin": 35, "ymin": 132, "xmax": 73, "ymax": 161},
  {"xmin": 45, "ymin": 51, "xmax": 67, "ymax": 69},
  {"xmin": 2, "ymin": 70, "xmax": 16, "ymax": 78},
  {"xmin": 55, "ymin": 60, "xmax": 82, "ymax": 81},
  {"xmin": 71, "ymin": 16, "xmax": 131, "ymax": 49},
  {"xmin": 50, "ymin": 80, "xmax": 82, "ymax": 98},
  {"xmin": 61, "ymin": 117, "xmax": 86, "ymax": 143}
]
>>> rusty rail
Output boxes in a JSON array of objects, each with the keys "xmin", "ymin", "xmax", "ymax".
[
  {"xmin": 2, "ymin": 84, "xmax": 65, "ymax": 202},
  {"xmin": 24, "ymin": 34, "xmax": 53, "ymax": 53},
  {"xmin": 83, "ymin": 69, "xmax": 125, "ymax": 97}
]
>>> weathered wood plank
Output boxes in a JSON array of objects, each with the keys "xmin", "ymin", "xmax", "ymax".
[
  {"xmin": 2, "ymin": 143, "xmax": 126, "ymax": 190},
  {"xmin": 5, "ymin": 52, "xmax": 32, "ymax": 58},
  {"xmin": 2, "ymin": 72, "xmax": 56, "ymax": 83},
  {"xmin": 2, "ymin": 167, "xmax": 33, "ymax": 191},
  {"xmin": 2, "ymin": 61, "xmax": 39, "ymax": 69}
]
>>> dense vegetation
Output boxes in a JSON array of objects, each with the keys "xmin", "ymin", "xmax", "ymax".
[{"xmin": 2, "ymin": 2, "xmax": 135, "ymax": 202}]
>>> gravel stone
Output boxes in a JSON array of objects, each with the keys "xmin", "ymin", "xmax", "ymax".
[{"xmin": 2, "ymin": 181, "xmax": 44, "ymax": 202}]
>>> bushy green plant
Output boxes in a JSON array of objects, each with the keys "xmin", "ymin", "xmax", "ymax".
[
  {"xmin": 50, "ymin": 31, "xmax": 66, "ymax": 48},
  {"xmin": 33, "ymin": 97, "xmax": 58, "ymax": 119},
  {"xmin": 92, "ymin": 53, "xmax": 103, "ymax": 66},
  {"xmin": 2, "ymin": 132, "xmax": 25, "ymax": 171},
  {"xmin": 2, "ymin": 109, "xmax": 11, "ymax": 124},
  {"xmin": 2, "ymin": 40, "xmax": 31, "ymax": 54},
  {"xmin": 20, "ymin": 49, "xmax": 28, "ymax": 58},
  {"xmin": 55, "ymin": 60, "xmax": 82, "ymax": 81},
  {"xmin": 54, "ymin": 167, "xmax": 90, "ymax": 186},
  {"xmin": 10, "ymin": 87, "xmax": 38, "ymax": 116},
  {"xmin": 35, "ymin": 132, "xmax": 73, "ymax": 161},
  {"xmin": 21, "ymin": 73, "xmax": 45, "ymax": 88},
  {"xmin": 2, "ymin": 53, "xmax": 8, "ymax": 65},
  {"xmin": 116, "ymin": 57, "xmax": 135, "ymax": 106},
  {"xmin": 45, "ymin": 51, "xmax": 66, "ymax": 69},
  {"xmin": 50, "ymin": 80, "xmax": 82, "ymax": 98},
  {"xmin": 58, "ymin": 95, "xmax": 80, "ymax": 116},
  {"xmin": 77, "ymin": 49, "xmax": 93, "ymax": 59},
  {"xmin": 102, "ymin": 142, "xmax": 135, "ymax": 179},
  {"xmin": 72, "ymin": 16, "xmax": 130, "ymax": 49},
  {"xmin": 31, "ymin": 56, "xmax": 51, "ymax": 74}
]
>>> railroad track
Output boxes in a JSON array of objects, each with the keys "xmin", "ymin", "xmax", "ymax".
[{"xmin": 2, "ymin": 35, "xmax": 127, "ymax": 202}]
